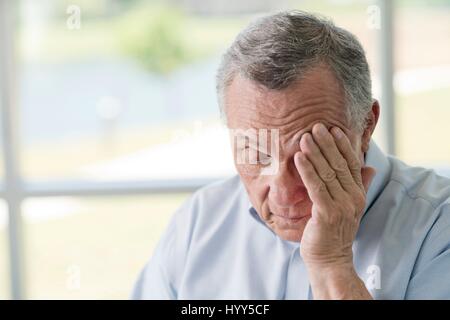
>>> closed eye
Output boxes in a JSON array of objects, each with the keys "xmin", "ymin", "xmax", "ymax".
[{"xmin": 244, "ymin": 146, "xmax": 271, "ymax": 165}]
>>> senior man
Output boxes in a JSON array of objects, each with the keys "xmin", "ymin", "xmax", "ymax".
[{"xmin": 132, "ymin": 11, "xmax": 450, "ymax": 299}]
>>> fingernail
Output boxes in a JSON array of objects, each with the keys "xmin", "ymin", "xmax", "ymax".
[
  {"xmin": 316, "ymin": 123, "xmax": 327, "ymax": 136},
  {"xmin": 332, "ymin": 127, "xmax": 343, "ymax": 139},
  {"xmin": 303, "ymin": 132, "xmax": 311, "ymax": 142}
]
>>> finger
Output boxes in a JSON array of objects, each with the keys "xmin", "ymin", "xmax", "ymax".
[
  {"xmin": 330, "ymin": 126, "xmax": 364, "ymax": 190},
  {"xmin": 300, "ymin": 132, "xmax": 344, "ymax": 199},
  {"xmin": 294, "ymin": 150, "xmax": 332, "ymax": 205},
  {"xmin": 361, "ymin": 166, "xmax": 376, "ymax": 193},
  {"xmin": 311, "ymin": 123, "xmax": 356, "ymax": 192}
]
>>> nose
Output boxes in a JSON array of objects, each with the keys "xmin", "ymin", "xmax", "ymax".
[{"xmin": 268, "ymin": 160, "xmax": 307, "ymax": 208}]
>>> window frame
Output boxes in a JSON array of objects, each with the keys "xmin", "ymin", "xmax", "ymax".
[{"xmin": 0, "ymin": 0, "xmax": 396, "ymax": 299}]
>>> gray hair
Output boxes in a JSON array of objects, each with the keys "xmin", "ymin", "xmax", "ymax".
[{"xmin": 216, "ymin": 10, "xmax": 373, "ymax": 132}]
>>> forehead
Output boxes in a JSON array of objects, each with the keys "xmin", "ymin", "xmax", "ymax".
[{"xmin": 225, "ymin": 65, "xmax": 350, "ymax": 144}]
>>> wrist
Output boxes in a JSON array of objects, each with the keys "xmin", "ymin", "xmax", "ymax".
[
  {"xmin": 302, "ymin": 250, "xmax": 354, "ymax": 272},
  {"xmin": 305, "ymin": 262, "xmax": 370, "ymax": 300},
  {"xmin": 306, "ymin": 261, "xmax": 356, "ymax": 284}
]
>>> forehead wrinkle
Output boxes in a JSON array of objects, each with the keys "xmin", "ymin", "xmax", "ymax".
[
  {"xmin": 247, "ymin": 99, "xmax": 347, "ymax": 132},
  {"xmin": 225, "ymin": 68, "xmax": 349, "ymax": 132},
  {"xmin": 278, "ymin": 113, "xmax": 350, "ymax": 152},
  {"xmin": 252, "ymin": 96, "xmax": 329, "ymax": 123},
  {"xmin": 247, "ymin": 84, "xmax": 346, "ymax": 123}
]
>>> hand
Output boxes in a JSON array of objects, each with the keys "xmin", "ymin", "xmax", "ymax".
[{"xmin": 294, "ymin": 123, "xmax": 376, "ymax": 270}]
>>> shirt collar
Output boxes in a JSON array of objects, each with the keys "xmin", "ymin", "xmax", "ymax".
[
  {"xmin": 245, "ymin": 139, "xmax": 391, "ymax": 222},
  {"xmin": 361, "ymin": 139, "xmax": 391, "ymax": 217}
]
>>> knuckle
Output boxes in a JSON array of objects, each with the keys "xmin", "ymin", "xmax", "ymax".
[
  {"xmin": 331, "ymin": 158, "xmax": 348, "ymax": 172},
  {"xmin": 313, "ymin": 180, "xmax": 328, "ymax": 193},
  {"xmin": 353, "ymin": 175, "xmax": 364, "ymax": 189},
  {"xmin": 321, "ymin": 170, "xmax": 337, "ymax": 183},
  {"xmin": 340, "ymin": 175, "xmax": 355, "ymax": 188},
  {"xmin": 348, "ymin": 158, "xmax": 361, "ymax": 170},
  {"xmin": 355, "ymin": 192, "xmax": 366, "ymax": 209}
]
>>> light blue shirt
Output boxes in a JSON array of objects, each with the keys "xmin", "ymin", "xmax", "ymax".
[{"xmin": 132, "ymin": 140, "xmax": 450, "ymax": 299}]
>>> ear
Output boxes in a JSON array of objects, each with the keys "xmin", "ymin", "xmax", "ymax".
[{"xmin": 361, "ymin": 100, "xmax": 380, "ymax": 153}]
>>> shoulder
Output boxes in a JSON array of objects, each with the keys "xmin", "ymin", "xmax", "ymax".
[
  {"xmin": 163, "ymin": 175, "xmax": 248, "ymax": 250},
  {"xmin": 385, "ymin": 156, "xmax": 450, "ymax": 261},
  {"xmin": 180, "ymin": 175, "xmax": 250, "ymax": 237},
  {"xmin": 134, "ymin": 175, "xmax": 248, "ymax": 298},
  {"xmin": 192, "ymin": 174, "xmax": 245, "ymax": 206},
  {"xmin": 387, "ymin": 156, "xmax": 450, "ymax": 210},
  {"xmin": 186, "ymin": 175, "xmax": 247, "ymax": 220}
]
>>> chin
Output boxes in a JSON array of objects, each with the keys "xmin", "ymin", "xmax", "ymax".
[{"xmin": 277, "ymin": 230, "xmax": 303, "ymax": 242}]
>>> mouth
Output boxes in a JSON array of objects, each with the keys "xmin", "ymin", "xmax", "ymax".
[{"xmin": 270, "ymin": 212, "xmax": 310, "ymax": 225}]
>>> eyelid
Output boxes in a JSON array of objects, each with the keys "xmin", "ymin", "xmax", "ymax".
[
  {"xmin": 243, "ymin": 141, "xmax": 260, "ymax": 150},
  {"xmin": 244, "ymin": 146, "xmax": 271, "ymax": 157},
  {"xmin": 244, "ymin": 143, "xmax": 270, "ymax": 152}
]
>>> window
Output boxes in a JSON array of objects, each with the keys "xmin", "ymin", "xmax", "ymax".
[
  {"xmin": 18, "ymin": 0, "xmax": 240, "ymax": 182},
  {"xmin": 23, "ymin": 194, "xmax": 189, "ymax": 299},
  {"xmin": 395, "ymin": 3, "xmax": 450, "ymax": 165},
  {"xmin": 0, "ymin": 202, "xmax": 9, "ymax": 299},
  {"xmin": 1, "ymin": 0, "xmax": 448, "ymax": 299}
]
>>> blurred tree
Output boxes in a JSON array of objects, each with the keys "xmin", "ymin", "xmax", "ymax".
[{"xmin": 117, "ymin": 5, "xmax": 193, "ymax": 74}]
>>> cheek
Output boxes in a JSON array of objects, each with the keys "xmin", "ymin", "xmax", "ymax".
[{"xmin": 238, "ymin": 171, "xmax": 269, "ymax": 205}]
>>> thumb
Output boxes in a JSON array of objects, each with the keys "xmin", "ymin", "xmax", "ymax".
[{"xmin": 361, "ymin": 166, "xmax": 376, "ymax": 193}]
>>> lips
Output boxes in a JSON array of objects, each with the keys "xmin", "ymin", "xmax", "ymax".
[
  {"xmin": 271, "ymin": 213, "xmax": 310, "ymax": 228},
  {"xmin": 271, "ymin": 212, "xmax": 303, "ymax": 220}
]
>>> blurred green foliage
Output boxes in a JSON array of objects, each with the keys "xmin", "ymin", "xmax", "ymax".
[
  {"xmin": 38, "ymin": 0, "xmax": 450, "ymax": 73},
  {"xmin": 117, "ymin": 5, "xmax": 195, "ymax": 74}
]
